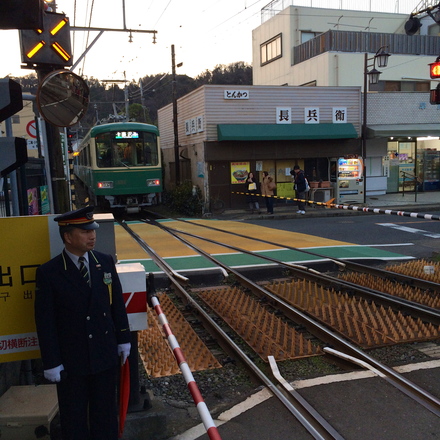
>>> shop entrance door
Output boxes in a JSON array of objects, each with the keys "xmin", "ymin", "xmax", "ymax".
[
  {"xmin": 208, "ymin": 161, "xmax": 235, "ymax": 210},
  {"xmin": 386, "ymin": 140, "xmax": 417, "ymax": 192}
]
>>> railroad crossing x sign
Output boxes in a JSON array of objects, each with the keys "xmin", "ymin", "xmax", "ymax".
[{"xmin": 19, "ymin": 11, "xmax": 72, "ymax": 67}]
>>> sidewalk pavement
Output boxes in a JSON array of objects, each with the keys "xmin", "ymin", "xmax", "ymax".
[{"xmin": 214, "ymin": 191, "xmax": 440, "ymax": 220}]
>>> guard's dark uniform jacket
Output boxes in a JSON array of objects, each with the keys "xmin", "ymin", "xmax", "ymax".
[{"xmin": 35, "ymin": 249, "xmax": 130, "ymax": 375}]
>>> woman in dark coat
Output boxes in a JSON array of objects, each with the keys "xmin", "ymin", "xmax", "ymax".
[
  {"xmin": 245, "ymin": 172, "xmax": 261, "ymax": 213},
  {"xmin": 292, "ymin": 165, "xmax": 307, "ymax": 214}
]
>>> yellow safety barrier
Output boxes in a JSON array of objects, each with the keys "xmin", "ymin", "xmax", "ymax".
[{"xmin": 232, "ymin": 191, "xmax": 335, "ymax": 208}]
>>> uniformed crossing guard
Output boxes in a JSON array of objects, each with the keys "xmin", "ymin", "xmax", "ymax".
[{"xmin": 34, "ymin": 206, "xmax": 131, "ymax": 440}]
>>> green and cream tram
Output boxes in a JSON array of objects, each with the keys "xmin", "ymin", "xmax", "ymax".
[{"xmin": 74, "ymin": 122, "xmax": 162, "ymax": 213}]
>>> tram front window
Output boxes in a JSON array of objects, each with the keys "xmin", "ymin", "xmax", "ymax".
[
  {"xmin": 96, "ymin": 142, "xmax": 124, "ymax": 168},
  {"xmin": 96, "ymin": 132, "xmax": 158, "ymax": 168},
  {"xmin": 142, "ymin": 133, "xmax": 158, "ymax": 166}
]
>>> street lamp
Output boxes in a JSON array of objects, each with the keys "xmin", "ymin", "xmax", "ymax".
[{"xmin": 362, "ymin": 46, "xmax": 391, "ymax": 203}]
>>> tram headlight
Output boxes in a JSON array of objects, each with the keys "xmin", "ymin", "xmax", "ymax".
[
  {"xmin": 146, "ymin": 179, "xmax": 160, "ymax": 187},
  {"xmin": 98, "ymin": 181, "xmax": 113, "ymax": 189}
]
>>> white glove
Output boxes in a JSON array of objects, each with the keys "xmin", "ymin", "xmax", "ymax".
[
  {"xmin": 118, "ymin": 343, "xmax": 131, "ymax": 365},
  {"xmin": 44, "ymin": 364, "xmax": 64, "ymax": 382}
]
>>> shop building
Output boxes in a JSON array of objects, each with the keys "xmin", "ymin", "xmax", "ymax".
[
  {"xmin": 368, "ymin": 92, "xmax": 440, "ymax": 192},
  {"xmin": 252, "ymin": 2, "xmax": 440, "ymax": 195},
  {"xmin": 157, "ymin": 84, "xmax": 362, "ymax": 210}
]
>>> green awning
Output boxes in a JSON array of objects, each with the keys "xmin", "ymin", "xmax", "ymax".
[
  {"xmin": 367, "ymin": 124, "xmax": 440, "ymax": 138},
  {"xmin": 217, "ymin": 123, "xmax": 358, "ymax": 141}
]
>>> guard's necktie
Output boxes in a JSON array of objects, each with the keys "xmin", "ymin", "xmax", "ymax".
[{"xmin": 78, "ymin": 256, "xmax": 90, "ymax": 286}]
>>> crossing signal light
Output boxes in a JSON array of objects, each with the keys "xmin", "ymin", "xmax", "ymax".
[
  {"xmin": 404, "ymin": 16, "xmax": 421, "ymax": 36},
  {"xmin": 0, "ymin": 137, "xmax": 28, "ymax": 177},
  {"xmin": 429, "ymin": 57, "xmax": 440, "ymax": 104},
  {"xmin": 429, "ymin": 56, "xmax": 440, "ymax": 79},
  {"xmin": 0, "ymin": 78, "xmax": 23, "ymax": 123},
  {"xmin": 66, "ymin": 128, "xmax": 79, "ymax": 153},
  {"xmin": 67, "ymin": 128, "xmax": 74, "ymax": 152},
  {"xmin": 0, "ymin": 79, "xmax": 27, "ymax": 176},
  {"xmin": 0, "ymin": 0, "xmax": 43, "ymax": 30},
  {"xmin": 19, "ymin": 12, "xmax": 72, "ymax": 67}
]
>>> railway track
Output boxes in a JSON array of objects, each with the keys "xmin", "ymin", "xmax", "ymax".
[
  {"xmin": 117, "ymin": 218, "xmax": 440, "ymax": 439},
  {"xmin": 172, "ymin": 217, "xmax": 440, "ymax": 294},
  {"xmin": 143, "ymin": 217, "xmax": 440, "ymax": 325}
]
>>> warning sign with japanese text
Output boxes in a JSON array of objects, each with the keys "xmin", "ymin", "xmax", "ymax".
[{"xmin": 0, "ymin": 216, "xmax": 60, "ymax": 363}]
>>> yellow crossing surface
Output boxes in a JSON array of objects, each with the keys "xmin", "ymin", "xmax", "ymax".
[{"xmin": 115, "ymin": 219, "xmax": 354, "ymax": 260}]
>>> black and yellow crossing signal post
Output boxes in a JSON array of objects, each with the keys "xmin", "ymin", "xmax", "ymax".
[
  {"xmin": 19, "ymin": 10, "xmax": 73, "ymax": 213},
  {"xmin": 19, "ymin": 11, "xmax": 72, "ymax": 68}
]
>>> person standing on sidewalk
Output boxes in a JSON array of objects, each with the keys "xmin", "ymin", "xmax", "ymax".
[
  {"xmin": 245, "ymin": 172, "xmax": 261, "ymax": 214},
  {"xmin": 292, "ymin": 165, "xmax": 307, "ymax": 214},
  {"xmin": 261, "ymin": 171, "xmax": 275, "ymax": 214}
]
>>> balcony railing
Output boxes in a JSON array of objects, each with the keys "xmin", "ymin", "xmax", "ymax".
[
  {"xmin": 293, "ymin": 30, "xmax": 440, "ymax": 65},
  {"xmin": 262, "ymin": 0, "xmax": 422, "ymax": 23}
]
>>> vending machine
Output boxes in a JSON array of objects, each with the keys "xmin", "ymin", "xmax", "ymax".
[{"xmin": 330, "ymin": 157, "xmax": 365, "ymax": 203}]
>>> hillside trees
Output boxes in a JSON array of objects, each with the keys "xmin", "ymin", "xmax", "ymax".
[
  {"xmin": 195, "ymin": 62, "xmax": 253, "ymax": 85},
  {"xmin": 10, "ymin": 61, "xmax": 252, "ymax": 135}
]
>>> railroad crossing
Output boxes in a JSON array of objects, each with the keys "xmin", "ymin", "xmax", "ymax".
[{"xmin": 115, "ymin": 219, "xmax": 413, "ymax": 281}]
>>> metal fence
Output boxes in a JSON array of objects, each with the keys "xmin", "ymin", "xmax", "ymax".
[{"xmin": 293, "ymin": 29, "xmax": 440, "ymax": 64}]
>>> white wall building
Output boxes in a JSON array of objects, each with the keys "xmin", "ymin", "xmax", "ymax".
[{"xmin": 252, "ymin": 3, "xmax": 440, "ymax": 194}]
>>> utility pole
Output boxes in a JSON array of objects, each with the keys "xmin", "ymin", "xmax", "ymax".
[
  {"xmin": 36, "ymin": 68, "xmax": 70, "ymax": 214},
  {"xmin": 124, "ymin": 71, "xmax": 129, "ymax": 122},
  {"xmin": 172, "ymin": 44, "xmax": 180, "ymax": 185}
]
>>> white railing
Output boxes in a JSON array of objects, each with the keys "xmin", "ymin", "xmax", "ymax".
[
  {"xmin": 261, "ymin": 0, "xmax": 423, "ymax": 23},
  {"xmin": 410, "ymin": 0, "xmax": 439, "ymax": 14}
]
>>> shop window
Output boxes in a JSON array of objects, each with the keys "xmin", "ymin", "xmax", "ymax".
[
  {"xmin": 370, "ymin": 81, "xmax": 430, "ymax": 92},
  {"xmin": 401, "ymin": 81, "xmax": 430, "ymax": 92},
  {"xmin": 415, "ymin": 82, "xmax": 430, "ymax": 92},
  {"xmin": 301, "ymin": 31, "xmax": 320, "ymax": 43},
  {"xmin": 384, "ymin": 81, "xmax": 401, "ymax": 91},
  {"xmin": 260, "ymin": 34, "xmax": 282, "ymax": 66}
]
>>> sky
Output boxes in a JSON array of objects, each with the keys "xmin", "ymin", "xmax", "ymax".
[{"xmin": 0, "ymin": 0, "xmax": 270, "ymax": 82}]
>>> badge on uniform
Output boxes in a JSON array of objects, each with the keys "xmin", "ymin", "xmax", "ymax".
[{"xmin": 103, "ymin": 272, "xmax": 112, "ymax": 285}]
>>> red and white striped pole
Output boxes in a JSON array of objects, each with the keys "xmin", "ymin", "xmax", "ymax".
[
  {"xmin": 330, "ymin": 203, "xmax": 440, "ymax": 220},
  {"xmin": 150, "ymin": 295, "xmax": 222, "ymax": 440}
]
